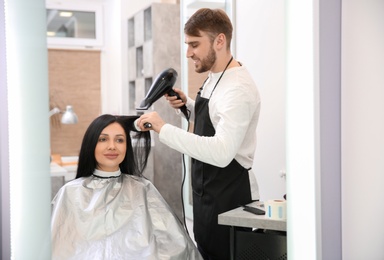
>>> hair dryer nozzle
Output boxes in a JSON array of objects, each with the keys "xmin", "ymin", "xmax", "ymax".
[{"xmin": 136, "ymin": 68, "xmax": 178, "ymax": 110}]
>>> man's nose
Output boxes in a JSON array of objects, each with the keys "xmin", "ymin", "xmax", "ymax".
[{"xmin": 186, "ymin": 46, "xmax": 193, "ymax": 58}]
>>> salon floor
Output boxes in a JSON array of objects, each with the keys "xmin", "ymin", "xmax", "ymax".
[{"xmin": 185, "ymin": 218, "xmax": 196, "ymax": 245}]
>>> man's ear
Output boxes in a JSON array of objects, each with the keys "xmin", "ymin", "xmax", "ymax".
[{"xmin": 214, "ymin": 33, "xmax": 226, "ymax": 50}]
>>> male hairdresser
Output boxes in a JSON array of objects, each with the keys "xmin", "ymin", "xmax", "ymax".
[{"xmin": 137, "ymin": 8, "xmax": 261, "ymax": 260}]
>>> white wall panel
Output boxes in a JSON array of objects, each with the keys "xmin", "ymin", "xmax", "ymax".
[
  {"xmin": 236, "ymin": 0, "xmax": 286, "ymax": 202},
  {"xmin": 342, "ymin": 0, "xmax": 384, "ymax": 258}
]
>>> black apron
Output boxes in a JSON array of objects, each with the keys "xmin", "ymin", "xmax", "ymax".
[{"xmin": 192, "ymin": 78, "xmax": 252, "ymax": 259}]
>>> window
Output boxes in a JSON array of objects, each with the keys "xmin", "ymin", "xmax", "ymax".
[{"xmin": 46, "ymin": 3, "xmax": 103, "ymax": 48}]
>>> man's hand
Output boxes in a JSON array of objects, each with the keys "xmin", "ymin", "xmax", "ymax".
[
  {"xmin": 137, "ymin": 111, "xmax": 165, "ymax": 133},
  {"xmin": 165, "ymin": 88, "xmax": 187, "ymax": 109}
]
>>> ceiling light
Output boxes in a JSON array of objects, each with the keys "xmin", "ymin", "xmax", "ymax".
[{"xmin": 59, "ymin": 11, "xmax": 73, "ymax": 17}]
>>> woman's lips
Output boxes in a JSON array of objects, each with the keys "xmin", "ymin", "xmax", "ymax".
[{"xmin": 104, "ymin": 154, "xmax": 118, "ymax": 159}]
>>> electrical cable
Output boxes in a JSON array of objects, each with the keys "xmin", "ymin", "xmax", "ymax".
[{"xmin": 180, "ymin": 108, "xmax": 191, "ymax": 235}]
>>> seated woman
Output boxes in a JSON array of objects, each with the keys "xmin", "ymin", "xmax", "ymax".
[{"xmin": 51, "ymin": 114, "xmax": 201, "ymax": 259}]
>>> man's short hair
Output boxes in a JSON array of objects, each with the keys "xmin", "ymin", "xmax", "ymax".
[{"xmin": 184, "ymin": 8, "xmax": 233, "ymax": 50}]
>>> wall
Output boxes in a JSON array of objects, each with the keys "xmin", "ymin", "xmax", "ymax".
[
  {"xmin": 236, "ymin": 1, "xmax": 286, "ymax": 201},
  {"xmin": 49, "ymin": 49, "xmax": 101, "ymax": 156},
  {"xmin": 105, "ymin": 0, "xmax": 179, "ymax": 115},
  {"xmin": 342, "ymin": 0, "xmax": 384, "ymax": 258},
  {"xmin": 126, "ymin": 3, "xmax": 184, "ymax": 220}
]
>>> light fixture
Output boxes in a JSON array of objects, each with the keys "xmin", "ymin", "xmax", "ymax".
[
  {"xmin": 49, "ymin": 105, "xmax": 78, "ymax": 124},
  {"xmin": 59, "ymin": 11, "xmax": 73, "ymax": 17}
]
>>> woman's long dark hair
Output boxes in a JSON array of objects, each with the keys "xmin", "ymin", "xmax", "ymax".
[{"xmin": 75, "ymin": 114, "xmax": 151, "ymax": 178}]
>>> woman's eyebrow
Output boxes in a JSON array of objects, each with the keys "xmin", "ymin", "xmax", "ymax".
[{"xmin": 99, "ymin": 133, "xmax": 125, "ymax": 137}]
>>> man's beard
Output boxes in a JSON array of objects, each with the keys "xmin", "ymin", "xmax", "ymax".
[{"xmin": 195, "ymin": 46, "xmax": 216, "ymax": 73}]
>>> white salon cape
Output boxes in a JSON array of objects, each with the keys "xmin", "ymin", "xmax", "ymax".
[{"xmin": 51, "ymin": 169, "xmax": 202, "ymax": 260}]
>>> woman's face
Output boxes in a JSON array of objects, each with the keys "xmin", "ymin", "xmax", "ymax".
[{"xmin": 94, "ymin": 122, "xmax": 127, "ymax": 172}]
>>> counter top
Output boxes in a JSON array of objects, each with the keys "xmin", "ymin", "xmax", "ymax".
[
  {"xmin": 50, "ymin": 162, "xmax": 67, "ymax": 176},
  {"xmin": 218, "ymin": 201, "xmax": 286, "ymax": 232},
  {"xmin": 50, "ymin": 162, "xmax": 76, "ymax": 182}
]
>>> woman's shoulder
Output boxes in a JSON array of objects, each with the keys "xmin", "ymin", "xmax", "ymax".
[
  {"xmin": 55, "ymin": 177, "xmax": 93, "ymax": 195},
  {"xmin": 122, "ymin": 174, "xmax": 153, "ymax": 187},
  {"xmin": 64, "ymin": 177, "xmax": 87, "ymax": 187}
]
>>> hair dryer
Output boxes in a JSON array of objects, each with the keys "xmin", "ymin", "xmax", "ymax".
[{"xmin": 136, "ymin": 68, "xmax": 189, "ymax": 119}]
